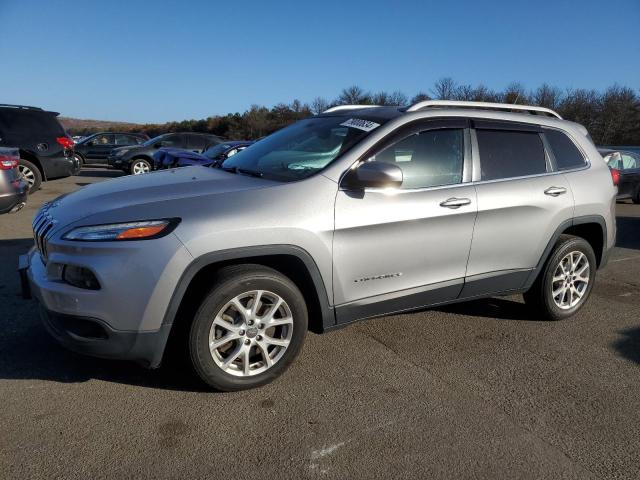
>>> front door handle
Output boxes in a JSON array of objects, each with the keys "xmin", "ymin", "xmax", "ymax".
[
  {"xmin": 544, "ymin": 186, "xmax": 567, "ymax": 197},
  {"xmin": 439, "ymin": 197, "xmax": 471, "ymax": 209}
]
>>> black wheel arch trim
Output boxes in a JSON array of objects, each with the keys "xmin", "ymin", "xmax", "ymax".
[
  {"xmin": 161, "ymin": 244, "xmax": 335, "ymax": 331},
  {"xmin": 523, "ymin": 214, "xmax": 608, "ymax": 290}
]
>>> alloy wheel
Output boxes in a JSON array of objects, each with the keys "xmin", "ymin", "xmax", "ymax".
[
  {"xmin": 551, "ymin": 251, "xmax": 590, "ymax": 309},
  {"xmin": 132, "ymin": 161, "xmax": 150, "ymax": 174},
  {"xmin": 18, "ymin": 164, "xmax": 36, "ymax": 187},
  {"xmin": 208, "ymin": 290, "xmax": 294, "ymax": 377}
]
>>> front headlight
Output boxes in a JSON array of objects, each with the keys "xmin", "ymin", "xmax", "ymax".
[
  {"xmin": 116, "ymin": 149, "xmax": 129, "ymax": 157},
  {"xmin": 63, "ymin": 219, "xmax": 180, "ymax": 241}
]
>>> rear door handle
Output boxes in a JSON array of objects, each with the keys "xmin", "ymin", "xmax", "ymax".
[
  {"xmin": 439, "ymin": 197, "xmax": 471, "ymax": 209},
  {"xmin": 544, "ymin": 186, "xmax": 567, "ymax": 197}
]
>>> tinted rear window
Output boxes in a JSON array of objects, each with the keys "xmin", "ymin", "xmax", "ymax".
[
  {"xmin": 0, "ymin": 109, "xmax": 65, "ymax": 136},
  {"xmin": 477, "ymin": 130, "xmax": 547, "ymax": 181},
  {"xmin": 544, "ymin": 129, "xmax": 586, "ymax": 170}
]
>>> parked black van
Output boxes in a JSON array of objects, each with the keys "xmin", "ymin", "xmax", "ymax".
[{"xmin": 0, "ymin": 104, "xmax": 77, "ymax": 191}]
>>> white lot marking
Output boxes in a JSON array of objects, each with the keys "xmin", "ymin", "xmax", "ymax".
[
  {"xmin": 619, "ymin": 292, "xmax": 633, "ymax": 297},
  {"xmin": 610, "ymin": 256, "xmax": 640, "ymax": 263},
  {"xmin": 311, "ymin": 441, "xmax": 347, "ymax": 460}
]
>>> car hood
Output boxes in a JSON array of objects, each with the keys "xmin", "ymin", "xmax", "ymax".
[{"xmin": 45, "ymin": 166, "xmax": 276, "ymax": 229}]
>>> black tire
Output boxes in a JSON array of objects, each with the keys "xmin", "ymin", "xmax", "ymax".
[
  {"xmin": 73, "ymin": 153, "xmax": 85, "ymax": 167},
  {"xmin": 633, "ymin": 185, "xmax": 640, "ymax": 204},
  {"xmin": 18, "ymin": 159, "xmax": 42, "ymax": 193},
  {"xmin": 189, "ymin": 264, "xmax": 308, "ymax": 391},
  {"xmin": 130, "ymin": 158, "xmax": 151, "ymax": 175},
  {"xmin": 524, "ymin": 234, "xmax": 597, "ymax": 320}
]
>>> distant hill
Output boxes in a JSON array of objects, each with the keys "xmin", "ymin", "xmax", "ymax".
[{"xmin": 59, "ymin": 117, "xmax": 142, "ymax": 134}]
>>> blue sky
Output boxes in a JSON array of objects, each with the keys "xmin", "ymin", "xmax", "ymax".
[{"xmin": 1, "ymin": 0, "xmax": 638, "ymax": 123}]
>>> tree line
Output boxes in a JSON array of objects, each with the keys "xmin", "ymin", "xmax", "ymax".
[{"xmin": 67, "ymin": 79, "xmax": 640, "ymax": 146}]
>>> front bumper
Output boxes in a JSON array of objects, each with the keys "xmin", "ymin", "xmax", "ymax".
[
  {"xmin": 19, "ymin": 249, "xmax": 174, "ymax": 368},
  {"xmin": 107, "ymin": 155, "xmax": 126, "ymax": 168},
  {"xmin": 38, "ymin": 305, "xmax": 171, "ymax": 368}
]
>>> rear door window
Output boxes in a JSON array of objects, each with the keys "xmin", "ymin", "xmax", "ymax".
[
  {"xmin": 544, "ymin": 129, "xmax": 586, "ymax": 170},
  {"xmin": 476, "ymin": 130, "xmax": 547, "ymax": 181},
  {"xmin": 187, "ymin": 134, "xmax": 208, "ymax": 151},
  {"xmin": 115, "ymin": 134, "xmax": 136, "ymax": 145}
]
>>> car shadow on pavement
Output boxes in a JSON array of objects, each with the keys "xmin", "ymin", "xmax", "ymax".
[
  {"xmin": 613, "ymin": 327, "xmax": 640, "ymax": 365},
  {"xmin": 616, "ymin": 216, "xmax": 640, "ymax": 251},
  {"xmin": 75, "ymin": 169, "xmax": 124, "ymax": 178},
  {"xmin": 435, "ymin": 297, "xmax": 543, "ymax": 321},
  {"xmin": 0, "ymin": 238, "xmax": 210, "ymax": 393}
]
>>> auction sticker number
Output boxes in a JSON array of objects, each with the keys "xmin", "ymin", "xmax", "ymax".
[{"xmin": 340, "ymin": 118, "xmax": 380, "ymax": 132}]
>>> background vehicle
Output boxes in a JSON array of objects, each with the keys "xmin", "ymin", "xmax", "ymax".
[
  {"xmin": 0, "ymin": 104, "xmax": 77, "ymax": 192},
  {"xmin": 21, "ymin": 101, "xmax": 616, "ymax": 392},
  {"xmin": 599, "ymin": 148, "xmax": 640, "ymax": 203},
  {"xmin": 108, "ymin": 132, "xmax": 222, "ymax": 175},
  {"xmin": 73, "ymin": 132, "xmax": 149, "ymax": 166},
  {"xmin": 0, "ymin": 147, "xmax": 29, "ymax": 214},
  {"xmin": 153, "ymin": 141, "xmax": 253, "ymax": 170}
]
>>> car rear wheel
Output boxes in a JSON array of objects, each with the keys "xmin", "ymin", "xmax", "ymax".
[
  {"xmin": 18, "ymin": 159, "xmax": 42, "ymax": 192},
  {"xmin": 524, "ymin": 235, "xmax": 596, "ymax": 320},
  {"xmin": 130, "ymin": 158, "xmax": 151, "ymax": 175},
  {"xmin": 633, "ymin": 185, "xmax": 640, "ymax": 204},
  {"xmin": 189, "ymin": 265, "xmax": 307, "ymax": 391}
]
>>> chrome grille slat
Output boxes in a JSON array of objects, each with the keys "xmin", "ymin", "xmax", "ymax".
[{"xmin": 32, "ymin": 204, "xmax": 55, "ymax": 264}]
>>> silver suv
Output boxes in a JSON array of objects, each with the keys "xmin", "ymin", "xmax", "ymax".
[{"xmin": 20, "ymin": 101, "xmax": 617, "ymax": 391}]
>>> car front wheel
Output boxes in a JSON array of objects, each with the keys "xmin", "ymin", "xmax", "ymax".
[
  {"xmin": 130, "ymin": 158, "xmax": 151, "ymax": 175},
  {"xmin": 189, "ymin": 265, "xmax": 307, "ymax": 391}
]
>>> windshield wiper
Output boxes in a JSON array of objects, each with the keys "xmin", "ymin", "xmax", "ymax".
[{"xmin": 236, "ymin": 167, "xmax": 263, "ymax": 178}]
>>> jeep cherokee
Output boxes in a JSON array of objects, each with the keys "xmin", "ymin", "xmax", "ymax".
[{"xmin": 19, "ymin": 101, "xmax": 617, "ymax": 391}]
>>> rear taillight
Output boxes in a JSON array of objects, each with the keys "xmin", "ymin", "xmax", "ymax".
[
  {"xmin": 56, "ymin": 136, "xmax": 74, "ymax": 149},
  {"xmin": 0, "ymin": 155, "xmax": 18, "ymax": 170},
  {"xmin": 610, "ymin": 168, "xmax": 620, "ymax": 187}
]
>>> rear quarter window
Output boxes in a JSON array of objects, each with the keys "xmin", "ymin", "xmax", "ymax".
[{"xmin": 544, "ymin": 129, "xmax": 586, "ymax": 170}]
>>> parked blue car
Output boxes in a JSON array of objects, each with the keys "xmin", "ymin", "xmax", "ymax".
[{"xmin": 153, "ymin": 140, "xmax": 254, "ymax": 170}]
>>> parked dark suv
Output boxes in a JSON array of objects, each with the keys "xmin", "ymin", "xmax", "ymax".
[
  {"xmin": 0, "ymin": 104, "xmax": 77, "ymax": 191},
  {"xmin": 108, "ymin": 132, "xmax": 223, "ymax": 175},
  {"xmin": 73, "ymin": 132, "xmax": 149, "ymax": 166}
]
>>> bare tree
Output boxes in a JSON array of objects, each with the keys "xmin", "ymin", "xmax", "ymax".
[
  {"xmin": 410, "ymin": 92, "xmax": 431, "ymax": 104},
  {"xmin": 502, "ymin": 82, "xmax": 529, "ymax": 104},
  {"xmin": 432, "ymin": 77, "xmax": 458, "ymax": 100},
  {"xmin": 311, "ymin": 97, "xmax": 330, "ymax": 114},
  {"xmin": 337, "ymin": 85, "xmax": 372, "ymax": 105},
  {"xmin": 531, "ymin": 84, "xmax": 563, "ymax": 109}
]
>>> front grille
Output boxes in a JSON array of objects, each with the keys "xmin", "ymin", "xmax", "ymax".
[{"xmin": 32, "ymin": 203, "xmax": 56, "ymax": 263}]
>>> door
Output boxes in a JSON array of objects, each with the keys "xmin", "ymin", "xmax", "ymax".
[
  {"xmin": 333, "ymin": 120, "xmax": 477, "ymax": 323},
  {"xmin": 86, "ymin": 134, "xmax": 115, "ymax": 162},
  {"xmin": 462, "ymin": 123, "xmax": 575, "ymax": 297},
  {"xmin": 187, "ymin": 134, "xmax": 207, "ymax": 153},
  {"xmin": 618, "ymin": 152, "xmax": 640, "ymax": 198}
]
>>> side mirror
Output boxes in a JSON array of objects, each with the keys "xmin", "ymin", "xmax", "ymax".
[{"xmin": 344, "ymin": 161, "xmax": 403, "ymax": 189}]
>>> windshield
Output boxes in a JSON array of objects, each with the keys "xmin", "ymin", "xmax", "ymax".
[
  {"xmin": 222, "ymin": 116, "xmax": 383, "ymax": 181},
  {"xmin": 141, "ymin": 133, "xmax": 168, "ymax": 147},
  {"xmin": 204, "ymin": 144, "xmax": 231, "ymax": 159}
]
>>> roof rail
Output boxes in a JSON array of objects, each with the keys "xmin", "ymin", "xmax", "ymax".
[
  {"xmin": 0, "ymin": 103, "xmax": 44, "ymax": 111},
  {"xmin": 323, "ymin": 104, "xmax": 381, "ymax": 113},
  {"xmin": 406, "ymin": 100, "xmax": 562, "ymax": 119}
]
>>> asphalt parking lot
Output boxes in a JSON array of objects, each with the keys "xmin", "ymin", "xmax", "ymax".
[{"xmin": 1, "ymin": 168, "xmax": 639, "ymax": 479}]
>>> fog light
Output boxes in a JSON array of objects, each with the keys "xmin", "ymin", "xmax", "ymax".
[{"xmin": 62, "ymin": 265, "xmax": 100, "ymax": 290}]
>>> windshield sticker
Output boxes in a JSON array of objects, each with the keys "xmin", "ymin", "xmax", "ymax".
[{"xmin": 340, "ymin": 118, "xmax": 380, "ymax": 132}]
